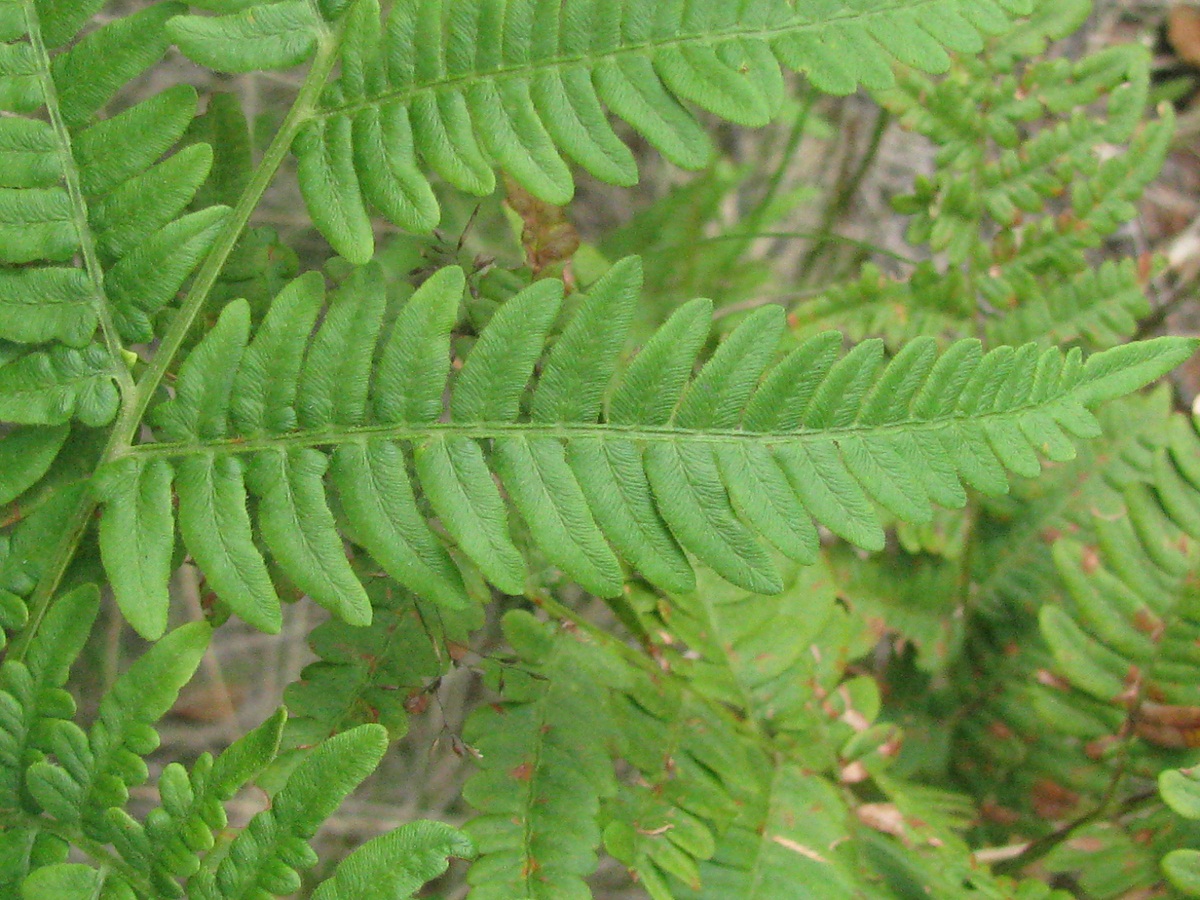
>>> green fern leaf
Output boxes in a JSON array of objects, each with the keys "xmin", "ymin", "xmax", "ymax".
[
  {"xmin": 168, "ymin": 0, "xmax": 322, "ymax": 73},
  {"xmin": 330, "ymin": 440, "xmax": 470, "ymax": 609},
  {"xmin": 463, "ymin": 611, "xmax": 619, "ymax": 900},
  {"xmin": 229, "ymin": 271, "xmax": 325, "ymax": 435},
  {"xmin": 494, "ymin": 435, "xmax": 624, "ymax": 596},
  {"xmin": 452, "ymin": 278, "xmax": 563, "ymax": 422},
  {"xmin": 0, "ymin": 482, "xmax": 86, "ymax": 597},
  {"xmin": 568, "ymin": 436, "xmax": 695, "ymax": 595},
  {"xmin": 0, "ymin": 0, "xmax": 230, "ymax": 426},
  {"xmin": 0, "ymin": 585, "xmax": 97, "ymax": 808},
  {"xmin": 0, "ymin": 424, "xmax": 69, "ymax": 507},
  {"xmin": 188, "ymin": 724, "xmax": 388, "ymax": 900},
  {"xmin": 532, "ymin": 257, "xmax": 641, "ymax": 425},
  {"xmin": 604, "ymin": 679, "xmax": 753, "ymax": 898},
  {"xmin": 312, "ymin": 821, "xmax": 476, "ymax": 900},
  {"xmin": 98, "ymin": 259, "xmax": 1196, "ymax": 633},
  {"xmin": 92, "ymin": 457, "xmax": 175, "ymax": 640},
  {"xmin": 19, "ymin": 864, "xmax": 110, "ymax": 900},
  {"xmin": 1165, "ymin": 851, "xmax": 1200, "ymax": 897},
  {"xmin": 0, "ymin": 186, "xmax": 76, "ymax": 264},
  {"xmin": 678, "ymin": 772, "xmax": 872, "ymax": 899},
  {"xmin": 0, "ymin": 268, "xmax": 94, "ymax": 347},
  {"xmin": 25, "ymin": 622, "xmax": 208, "ymax": 841},
  {"xmin": 51, "ymin": 3, "xmax": 183, "ymax": 128},
  {"xmin": 298, "ymin": 266, "xmax": 388, "ymax": 428},
  {"xmin": 107, "ymin": 709, "xmax": 286, "ymax": 897},
  {"xmin": 248, "ymin": 447, "xmax": 371, "ymax": 626},
  {"xmin": 176, "ymin": 452, "xmax": 281, "ymax": 633},
  {"xmin": 416, "ymin": 433, "xmax": 528, "ymax": 596},
  {"xmin": 284, "ymin": 581, "xmax": 480, "ymax": 747},
  {"xmin": 372, "ymin": 265, "xmax": 463, "ymax": 424},
  {"xmin": 283, "ymin": 0, "xmax": 1031, "ymax": 260},
  {"xmin": 607, "ymin": 297, "xmax": 712, "ymax": 426},
  {"xmin": 0, "ymin": 345, "xmax": 119, "ymax": 426}
]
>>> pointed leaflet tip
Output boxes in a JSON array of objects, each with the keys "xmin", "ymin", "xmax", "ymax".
[{"xmin": 1076, "ymin": 337, "xmax": 1199, "ymax": 406}]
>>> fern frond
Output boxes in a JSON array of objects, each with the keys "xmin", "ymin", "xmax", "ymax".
[
  {"xmin": 600, "ymin": 563, "xmax": 883, "ymax": 896},
  {"xmin": 0, "ymin": 2, "xmax": 230, "ymax": 430},
  {"xmin": 603, "ymin": 666, "xmax": 755, "ymax": 897},
  {"xmin": 969, "ymin": 388, "xmax": 1173, "ymax": 616},
  {"xmin": 0, "ymin": 480, "xmax": 86, "ymax": 599},
  {"xmin": 0, "ymin": 585, "xmax": 96, "ymax": 812},
  {"xmin": 283, "ymin": 577, "xmax": 482, "ymax": 749},
  {"xmin": 826, "ymin": 543, "xmax": 964, "ymax": 671},
  {"xmin": 1038, "ymin": 410, "xmax": 1200, "ymax": 716},
  {"xmin": 107, "ymin": 709, "xmax": 286, "ymax": 898},
  {"xmin": 799, "ymin": 4, "xmax": 1167, "ymax": 352},
  {"xmin": 982, "ymin": 259, "xmax": 1150, "ymax": 349},
  {"xmin": 791, "ymin": 262, "xmax": 972, "ymax": 347},
  {"xmin": 678, "ymin": 769, "xmax": 876, "ymax": 899},
  {"xmin": 186, "ymin": 723, "xmax": 388, "ymax": 900},
  {"xmin": 944, "ymin": 403, "xmax": 1200, "ymax": 858},
  {"xmin": 24, "ymin": 623, "xmax": 210, "ymax": 843},
  {"xmin": 166, "ymin": 0, "xmax": 1038, "ymax": 262},
  {"xmin": 462, "ymin": 610, "xmax": 621, "ymax": 900},
  {"xmin": 648, "ymin": 560, "xmax": 859, "ymax": 736},
  {"xmin": 94, "ymin": 256, "xmax": 1195, "ymax": 637}
]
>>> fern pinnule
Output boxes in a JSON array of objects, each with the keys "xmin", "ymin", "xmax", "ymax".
[
  {"xmin": 311, "ymin": 821, "xmax": 476, "ymax": 900},
  {"xmin": 283, "ymin": 578, "xmax": 481, "ymax": 748},
  {"xmin": 106, "ymin": 709, "xmax": 287, "ymax": 898},
  {"xmin": 797, "ymin": 10, "xmax": 1168, "ymax": 353}
]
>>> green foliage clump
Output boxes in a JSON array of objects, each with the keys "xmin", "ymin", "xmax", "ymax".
[{"xmin": 2, "ymin": 0, "xmax": 1200, "ymax": 898}]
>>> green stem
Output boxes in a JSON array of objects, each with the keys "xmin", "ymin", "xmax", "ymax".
[
  {"xmin": 9, "ymin": 26, "xmax": 345, "ymax": 662},
  {"xmin": 992, "ymin": 790, "xmax": 1158, "ymax": 877},
  {"xmin": 115, "ymin": 37, "xmax": 341, "ymax": 456},
  {"xmin": 115, "ymin": 399, "xmax": 1089, "ymax": 462},
  {"xmin": 798, "ymin": 106, "xmax": 890, "ymax": 284}
]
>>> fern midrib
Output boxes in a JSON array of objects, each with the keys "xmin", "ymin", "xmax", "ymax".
[
  {"xmin": 119, "ymin": 402, "xmax": 1086, "ymax": 461},
  {"xmin": 521, "ymin": 648, "xmax": 558, "ymax": 898},
  {"xmin": 21, "ymin": 0, "xmax": 133, "ymax": 399},
  {"xmin": 317, "ymin": 0, "xmax": 972, "ymax": 120},
  {"xmin": 744, "ymin": 765, "xmax": 788, "ymax": 897}
]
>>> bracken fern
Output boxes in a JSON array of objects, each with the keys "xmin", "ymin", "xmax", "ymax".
[{"xmin": 0, "ymin": 0, "xmax": 1198, "ymax": 898}]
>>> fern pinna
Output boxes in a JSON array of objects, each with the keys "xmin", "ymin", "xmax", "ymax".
[
  {"xmin": 1, "ymin": 0, "xmax": 1197, "ymax": 898},
  {"xmin": 165, "ymin": 0, "xmax": 1044, "ymax": 264},
  {"xmin": 90, "ymin": 255, "xmax": 1192, "ymax": 639}
]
